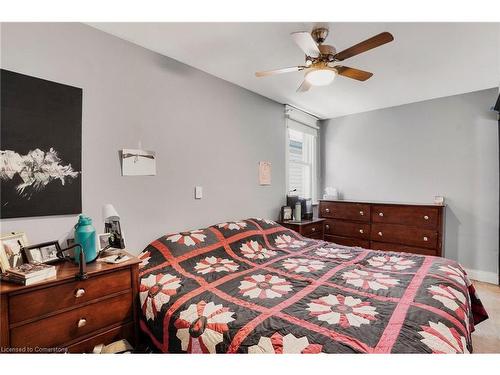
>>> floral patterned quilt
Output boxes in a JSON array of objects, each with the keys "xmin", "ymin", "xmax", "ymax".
[{"xmin": 138, "ymin": 218, "xmax": 488, "ymax": 353}]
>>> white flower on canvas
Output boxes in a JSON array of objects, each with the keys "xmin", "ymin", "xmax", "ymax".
[{"xmin": 0, "ymin": 148, "xmax": 79, "ymax": 199}]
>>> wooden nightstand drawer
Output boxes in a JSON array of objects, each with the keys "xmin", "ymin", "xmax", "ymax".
[
  {"xmin": 10, "ymin": 292, "xmax": 132, "ymax": 348},
  {"xmin": 10, "ymin": 268, "xmax": 131, "ymax": 324},
  {"xmin": 301, "ymin": 222, "xmax": 323, "ymax": 236},
  {"xmin": 279, "ymin": 219, "xmax": 325, "ymax": 241}
]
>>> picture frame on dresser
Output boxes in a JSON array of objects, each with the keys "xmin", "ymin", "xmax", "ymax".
[
  {"xmin": 23, "ymin": 241, "xmax": 61, "ymax": 264},
  {"xmin": 0, "ymin": 232, "xmax": 29, "ymax": 272}
]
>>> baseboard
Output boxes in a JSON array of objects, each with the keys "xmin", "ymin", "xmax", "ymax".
[{"xmin": 464, "ymin": 268, "xmax": 498, "ymax": 284}]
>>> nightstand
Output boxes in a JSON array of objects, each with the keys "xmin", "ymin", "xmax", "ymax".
[
  {"xmin": 278, "ymin": 218, "xmax": 325, "ymax": 240},
  {"xmin": 0, "ymin": 251, "xmax": 140, "ymax": 353}
]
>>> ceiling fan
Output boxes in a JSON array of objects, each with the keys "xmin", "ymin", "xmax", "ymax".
[{"xmin": 255, "ymin": 27, "xmax": 394, "ymax": 92}]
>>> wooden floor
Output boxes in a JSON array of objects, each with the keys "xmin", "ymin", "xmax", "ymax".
[{"xmin": 471, "ymin": 280, "xmax": 500, "ymax": 353}]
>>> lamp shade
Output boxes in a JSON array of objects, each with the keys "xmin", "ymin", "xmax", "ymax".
[
  {"xmin": 102, "ymin": 203, "xmax": 119, "ymax": 222},
  {"xmin": 305, "ymin": 68, "xmax": 336, "ymax": 86}
]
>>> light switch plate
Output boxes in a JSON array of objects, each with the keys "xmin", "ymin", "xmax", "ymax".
[{"xmin": 195, "ymin": 186, "xmax": 203, "ymax": 199}]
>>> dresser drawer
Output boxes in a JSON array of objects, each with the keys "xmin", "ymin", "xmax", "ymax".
[
  {"xmin": 67, "ymin": 322, "xmax": 135, "ymax": 353},
  {"xmin": 301, "ymin": 222, "xmax": 324, "ymax": 236},
  {"xmin": 324, "ymin": 235, "xmax": 369, "ymax": 249},
  {"xmin": 370, "ymin": 241, "xmax": 439, "ymax": 256},
  {"xmin": 324, "ymin": 219, "xmax": 370, "ymax": 240},
  {"xmin": 371, "ymin": 224, "xmax": 438, "ymax": 249},
  {"xmin": 10, "ymin": 268, "xmax": 131, "ymax": 324},
  {"xmin": 371, "ymin": 205, "xmax": 439, "ymax": 229},
  {"xmin": 319, "ymin": 202, "xmax": 370, "ymax": 222},
  {"xmin": 10, "ymin": 292, "xmax": 132, "ymax": 348}
]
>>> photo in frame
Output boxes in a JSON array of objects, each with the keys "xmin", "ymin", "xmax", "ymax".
[
  {"xmin": 23, "ymin": 241, "xmax": 61, "ymax": 264},
  {"xmin": 98, "ymin": 233, "xmax": 112, "ymax": 251},
  {"xmin": 280, "ymin": 206, "xmax": 293, "ymax": 221},
  {"xmin": 0, "ymin": 232, "xmax": 29, "ymax": 272}
]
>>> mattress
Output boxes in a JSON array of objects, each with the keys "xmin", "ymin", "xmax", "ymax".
[{"xmin": 138, "ymin": 218, "xmax": 488, "ymax": 353}]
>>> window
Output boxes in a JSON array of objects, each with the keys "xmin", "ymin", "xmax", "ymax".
[{"xmin": 285, "ymin": 106, "xmax": 319, "ymax": 202}]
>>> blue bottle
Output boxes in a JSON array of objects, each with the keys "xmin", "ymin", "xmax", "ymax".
[{"xmin": 74, "ymin": 215, "xmax": 97, "ymax": 263}]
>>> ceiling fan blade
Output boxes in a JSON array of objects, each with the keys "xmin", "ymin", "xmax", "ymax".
[
  {"xmin": 291, "ymin": 31, "xmax": 320, "ymax": 57},
  {"xmin": 255, "ymin": 66, "xmax": 304, "ymax": 77},
  {"xmin": 334, "ymin": 32, "xmax": 394, "ymax": 61},
  {"xmin": 297, "ymin": 79, "xmax": 312, "ymax": 93},
  {"xmin": 334, "ymin": 66, "xmax": 373, "ymax": 81}
]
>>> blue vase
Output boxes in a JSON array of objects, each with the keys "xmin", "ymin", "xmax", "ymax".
[{"xmin": 74, "ymin": 215, "xmax": 97, "ymax": 263}]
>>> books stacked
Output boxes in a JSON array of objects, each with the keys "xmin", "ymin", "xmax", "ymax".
[{"xmin": 0, "ymin": 262, "xmax": 56, "ymax": 286}]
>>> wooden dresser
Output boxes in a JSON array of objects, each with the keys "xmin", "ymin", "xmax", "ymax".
[
  {"xmin": 278, "ymin": 218, "xmax": 325, "ymax": 240},
  {"xmin": 0, "ymin": 252, "xmax": 140, "ymax": 353},
  {"xmin": 319, "ymin": 200, "xmax": 445, "ymax": 256}
]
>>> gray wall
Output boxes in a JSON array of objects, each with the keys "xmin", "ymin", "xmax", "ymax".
[
  {"xmin": 321, "ymin": 89, "xmax": 499, "ymax": 279},
  {"xmin": 0, "ymin": 23, "xmax": 286, "ymax": 254}
]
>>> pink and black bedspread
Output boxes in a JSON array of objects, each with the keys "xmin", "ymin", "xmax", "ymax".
[{"xmin": 138, "ymin": 218, "xmax": 488, "ymax": 354}]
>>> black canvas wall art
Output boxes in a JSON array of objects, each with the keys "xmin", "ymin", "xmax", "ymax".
[{"xmin": 1, "ymin": 69, "xmax": 82, "ymax": 218}]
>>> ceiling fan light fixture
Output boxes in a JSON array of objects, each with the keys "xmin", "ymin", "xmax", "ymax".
[{"xmin": 305, "ymin": 69, "xmax": 336, "ymax": 86}]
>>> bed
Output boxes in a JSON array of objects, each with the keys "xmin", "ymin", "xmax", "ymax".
[{"xmin": 138, "ymin": 218, "xmax": 488, "ymax": 353}]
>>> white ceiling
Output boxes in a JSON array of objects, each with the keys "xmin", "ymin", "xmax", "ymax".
[{"xmin": 89, "ymin": 22, "xmax": 500, "ymax": 119}]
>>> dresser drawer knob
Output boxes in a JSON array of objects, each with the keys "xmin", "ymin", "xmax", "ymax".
[
  {"xmin": 359, "ymin": 229, "xmax": 364, "ymax": 234},
  {"xmin": 424, "ymin": 215, "xmax": 429, "ymax": 220},
  {"xmin": 378, "ymin": 212, "xmax": 384, "ymax": 217},
  {"xmin": 77, "ymin": 318, "xmax": 87, "ymax": 328},
  {"xmin": 359, "ymin": 211, "xmax": 364, "ymax": 216},
  {"xmin": 325, "ymin": 224, "xmax": 330, "ymax": 230},
  {"xmin": 423, "ymin": 236, "xmax": 428, "ymax": 242},
  {"xmin": 312, "ymin": 227, "xmax": 316, "ymax": 232},
  {"xmin": 378, "ymin": 231, "xmax": 383, "ymax": 236},
  {"xmin": 325, "ymin": 208, "xmax": 330, "ymax": 213},
  {"xmin": 75, "ymin": 288, "xmax": 86, "ymax": 298}
]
